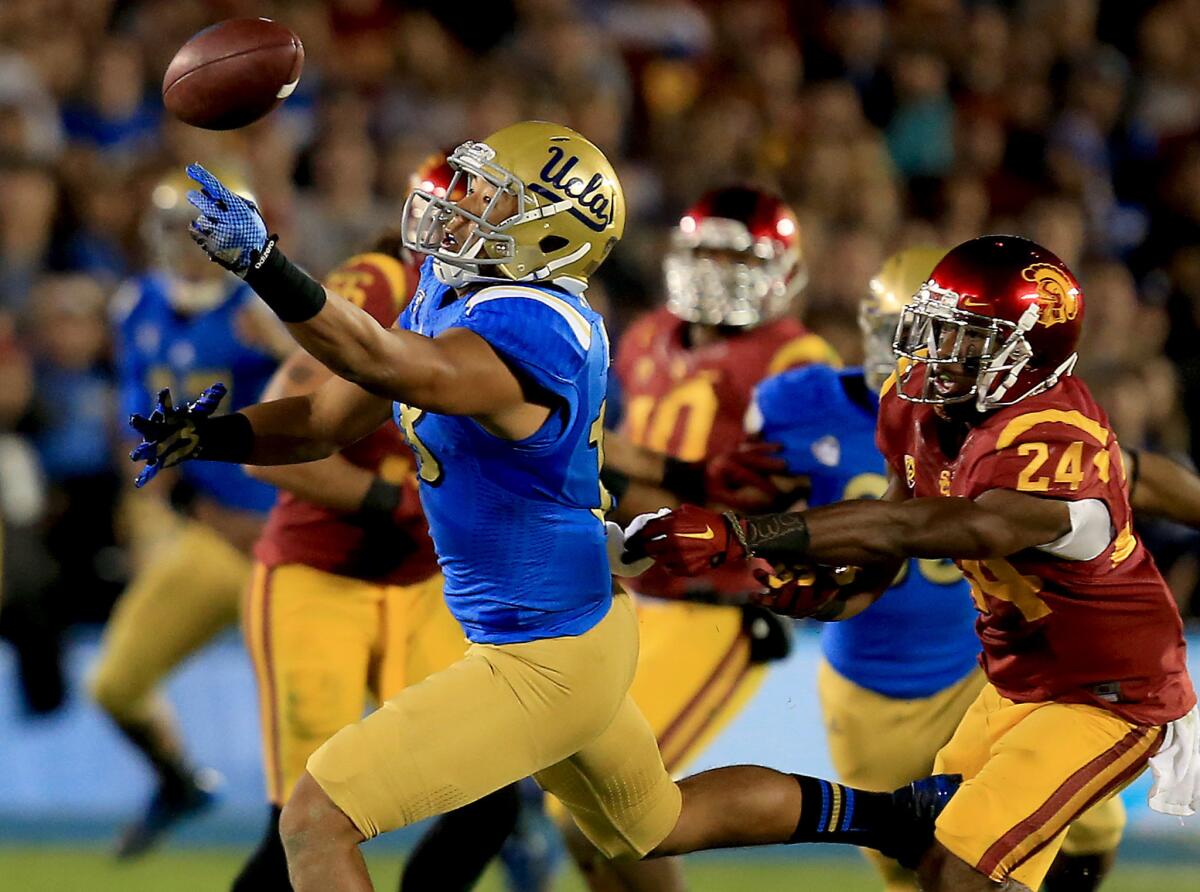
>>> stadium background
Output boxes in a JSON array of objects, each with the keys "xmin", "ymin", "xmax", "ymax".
[{"xmin": 0, "ymin": 0, "xmax": 1198, "ymax": 889}]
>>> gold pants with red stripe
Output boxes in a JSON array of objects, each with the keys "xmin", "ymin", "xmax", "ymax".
[
  {"xmin": 933, "ymin": 683, "xmax": 1163, "ymax": 887},
  {"xmin": 629, "ymin": 598, "xmax": 765, "ymax": 773},
  {"xmin": 244, "ymin": 562, "xmax": 466, "ymax": 805}
]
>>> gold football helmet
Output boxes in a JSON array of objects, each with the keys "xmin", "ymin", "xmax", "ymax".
[
  {"xmin": 860, "ymin": 246, "xmax": 946, "ymax": 391},
  {"xmin": 145, "ymin": 167, "xmax": 255, "ymax": 313},
  {"xmin": 401, "ymin": 121, "xmax": 625, "ymax": 293}
]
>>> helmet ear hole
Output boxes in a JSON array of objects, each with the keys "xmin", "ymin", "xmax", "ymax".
[{"xmin": 539, "ymin": 235, "xmax": 569, "ymax": 253}]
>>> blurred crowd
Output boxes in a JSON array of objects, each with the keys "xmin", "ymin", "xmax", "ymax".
[{"xmin": 2, "ymin": 0, "xmax": 1200, "ymax": 714}]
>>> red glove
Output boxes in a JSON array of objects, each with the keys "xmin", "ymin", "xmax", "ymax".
[
  {"xmin": 623, "ymin": 504, "xmax": 749, "ymax": 576},
  {"xmin": 749, "ymin": 564, "xmax": 847, "ymax": 619},
  {"xmin": 705, "ymin": 440, "xmax": 790, "ymax": 510}
]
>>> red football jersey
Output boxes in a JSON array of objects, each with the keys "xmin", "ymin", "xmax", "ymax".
[
  {"xmin": 254, "ymin": 253, "xmax": 439, "ymax": 586},
  {"xmin": 616, "ymin": 307, "xmax": 838, "ymax": 598},
  {"xmin": 876, "ymin": 368, "xmax": 1194, "ymax": 725}
]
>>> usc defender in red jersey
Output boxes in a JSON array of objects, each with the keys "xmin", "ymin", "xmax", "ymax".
[
  {"xmin": 878, "ymin": 368, "xmax": 1191, "ymax": 726},
  {"xmin": 628, "ymin": 236, "xmax": 1196, "ymax": 892}
]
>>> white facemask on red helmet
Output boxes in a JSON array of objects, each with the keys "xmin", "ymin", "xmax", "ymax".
[{"xmin": 664, "ymin": 186, "xmax": 806, "ymax": 328}]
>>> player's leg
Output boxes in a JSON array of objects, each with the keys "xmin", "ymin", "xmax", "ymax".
[
  {"xmin": 87, "ymin": 519, "xmax": 246, "ymax": 856},
  {"xmin": 1043, "ymin": 795, "xmax": 1126, "ymax": 892},
  {"xmin": 281, "ymin": 593, "xmax": 647, "ymax": 892},
  {"xmin": 921, "ymin": 685, "xmax": 1164, "ymax": 892},
  {"xmin": 557, "ymin": 599, "xmax": 772, "ymax": 891},
  {"xmin": 544, "ymin": 703, "xmax": 959, "ymax": 866},
  {"xmin": 232, "ymin": 562, "xmax": 376, "ymax": 892},
  {"xmin": 817, "ymin": 660, "xmax": 986, "ymax": 891},
  {"xmin": 526, "ymin": 596, "xmax": 952, "ymax": 865},
  {"xmin": 376, "ymin": 574, "xmax": 521, "ymax": 892}
]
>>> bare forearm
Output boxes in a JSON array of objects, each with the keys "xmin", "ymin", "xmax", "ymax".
[
  {"xmin": 744, "ymin": 496, "xmax": 1062, "ymax": 567},
  {"xmin": 246, "ymin": 452, "xmax": 378, "ymax": 510},
  {"xmin": 284, "ymin": 291, "xmax": 451, "ymax": 403},
  {"xmin": 238, "ymin": 396, "xmax": 341, "ymax": 465}
]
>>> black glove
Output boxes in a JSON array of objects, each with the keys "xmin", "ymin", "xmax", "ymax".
[{"xmin": 128, "ymin": 384, "xmax": 228, "ymax": 487}]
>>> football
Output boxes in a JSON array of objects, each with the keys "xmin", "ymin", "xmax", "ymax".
[{"xmin": 162, "ymin": 18, "xmax": 304, "ymax": 131}]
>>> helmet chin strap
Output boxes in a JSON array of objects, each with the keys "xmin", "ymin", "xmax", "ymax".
[{"xmin": 432, "ymin": 256, "xmax": 477, "ymax": 288}]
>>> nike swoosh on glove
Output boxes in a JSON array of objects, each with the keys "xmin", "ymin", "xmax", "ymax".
[
  {"xmin": 186, "ymin": 163, "xmax": 268, "ymax": 276},
  {"xmin": 622, "ymin": 504, "xmax": 748, "ymax": 576},
  {"xmin": 128, "ymin": 383, "xmax": 227, "ymax": 487}
]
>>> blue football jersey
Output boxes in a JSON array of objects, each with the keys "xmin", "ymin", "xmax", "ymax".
[
  {"xmin": 113, "ymin": 273, "xmax": 278, "ymax": 513},
  {"xmin": 395, "ymin": 259, "xmax": 612, "ymax": 644},
  {"xmin": 752, "ymin": 365, "xmax": 980, "ymax": 699}
]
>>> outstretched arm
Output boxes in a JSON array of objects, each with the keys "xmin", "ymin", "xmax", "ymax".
[
  {"xmin": 743, "ymin": 487, "xmax": 1070, "ymax": 568},
  {"xmin": 129, "ymin": 373, "xmax": 393, "ymax": 486},
  {"xmin": 242, "ymin": 350, "xmax": 405, "ymax": 512},
  {"xmin": 276, "ymin": 295, "xmax": 528, "ymax": 417},
  {"xmin": 235, "ymin": 374, "xmax": 393, "ymax": 465},
  {"xmin": 625, "ymin": 479, "xmax": 1070, "ymax": 577},
  {"xmin": 185, "ymin": 164, "xmax": 533, "ymax": 423}
]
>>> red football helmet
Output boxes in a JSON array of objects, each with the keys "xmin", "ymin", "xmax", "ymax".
[
  {"xmin": 400, "ymin": 149, "xmax": 465, "ymax": 261},
  {"xmin": 664, "ymin": 185, "xmax": 806, "ymax": 328},
  {"xmin": 893, "ymin": 235, "xmax": 1083, "ymax": 411}
]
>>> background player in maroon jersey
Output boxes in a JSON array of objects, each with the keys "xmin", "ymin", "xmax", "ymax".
[
  {"xmin": 567, "ymin": 185, "xmax": 836, "ymax": 891},
  {"xmin": 626, "ymin": 236, "xmax": 1197, "ymax": 891}
]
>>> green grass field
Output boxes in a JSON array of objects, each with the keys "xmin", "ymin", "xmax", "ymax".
[{"xmin": 2, "ymin": 847, "xmax": 1196, "ymax": 892}]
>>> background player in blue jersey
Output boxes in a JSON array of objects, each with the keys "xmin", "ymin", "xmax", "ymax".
[
  {"xmin": 746, "ymin": 246, "xmax": 1200, "ymax": 892},
  {"xmin": 90, "ymin": 170, "xmax": 285, "ymax": 858}
]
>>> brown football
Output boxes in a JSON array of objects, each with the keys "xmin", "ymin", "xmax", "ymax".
[{"xmin": 162, "ymin": 18, "xmax": 304, "ymax": 131}]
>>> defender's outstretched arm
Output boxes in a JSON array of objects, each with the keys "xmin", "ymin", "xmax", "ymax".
[{"xmin": 625, "ymin": 477, "xmax": 1071, "ymax": 578}]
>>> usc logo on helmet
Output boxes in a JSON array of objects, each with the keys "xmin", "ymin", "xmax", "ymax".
[{"xmin": 1022, "ymin": 263, "xmax": 1080, "ymax": 328}]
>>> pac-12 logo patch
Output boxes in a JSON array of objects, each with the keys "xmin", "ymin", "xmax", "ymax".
[
  {"xmin": 811, "ymin": 435, "xmax": 840, "ymax": 468},
  {"xmin": 1022, "ymin": 263, "xmax": 1080, "ymax": 328},
  {"xmin": 904, "ymin": 454, "xmax": 916, "ymax": 489}
]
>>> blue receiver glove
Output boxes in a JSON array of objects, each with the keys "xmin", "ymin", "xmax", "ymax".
[
  {"xmin": 186, "ymin": 163, "xmax": 268, "ymax": 276},
  {"xmin": 128, "ymin": 383, "xmax": 228, "ymax": 488}
]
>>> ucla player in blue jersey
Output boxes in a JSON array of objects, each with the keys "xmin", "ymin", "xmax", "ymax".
[
  {"xmin": 130, "ymin": 123, "xmax": 688, "ymax": 891},
  {"xmin": 745, "ymin": 248, "xmax": 1133, "ymax": 891},
  {"xmin": 91, "ymin": 170, "xmax": 286, "ymax": 858}
]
